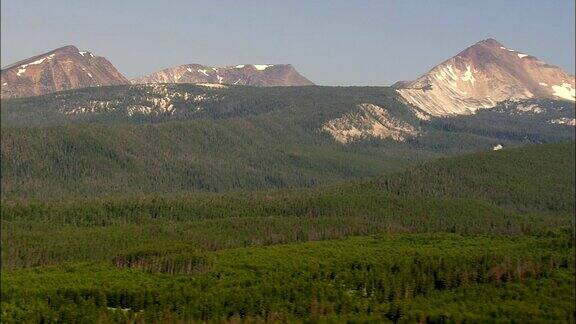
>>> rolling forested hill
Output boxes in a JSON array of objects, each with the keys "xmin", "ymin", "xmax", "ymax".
[
  {"xmin": 1, "ymin": 84, "xmax": 573, "ymax": 199},
  {"xmin": 1, "ymin": 82, "xmax": 574, "ymax": 321},
  {"xmin": 1, "ymin": 143, "xmax": 574, "ymax": 322}
]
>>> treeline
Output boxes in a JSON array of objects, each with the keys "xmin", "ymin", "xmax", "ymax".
[{"xmin": 427, "ymin": 99, "xmax": 576, "ymax": 143}]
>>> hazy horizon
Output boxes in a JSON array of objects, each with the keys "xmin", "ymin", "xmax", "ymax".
[{"xmin": 2, "ymin": 0, "xmax": 574, "ymax": 86}]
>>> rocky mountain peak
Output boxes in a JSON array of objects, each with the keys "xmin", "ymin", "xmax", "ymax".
[
  {"xmin": 395, "ymin": 39, "xmax": 575, "ymax": 118},
  {"xmin": 1, "ymin": 45, "xmax": 128, "ymax": 98},
  {"xmin": 475, "ymin": 38, "xmax": 504, "ymax": 48},
  {"xmin": 132, "ymin": 63, "xmax": 314, "ymax": 87}
]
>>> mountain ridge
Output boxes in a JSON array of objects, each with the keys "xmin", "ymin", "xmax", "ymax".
[{"xmin": 132, "ymin": 63, "xmax": 314, "ymax": 87}]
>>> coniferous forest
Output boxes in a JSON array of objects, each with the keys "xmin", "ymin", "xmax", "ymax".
[
  {"xmin": 1, "ymin": 142, "xmax": 574, "ymax": 322},
  {"xmin": 2, "ymin": 1, "xmax": 576, "ymax": 321},
  {"xmin": 2, "ymin": 85, "xmax": 574, "ymax": 200}
]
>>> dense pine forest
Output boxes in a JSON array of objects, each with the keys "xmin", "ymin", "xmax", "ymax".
[
  {"xmin": 1, "ymin": 85, "xmax": 574, "ymax": 199},
  {"xmin": 2, "ymin": 143, "xmax": 574, "ymax": 322}
]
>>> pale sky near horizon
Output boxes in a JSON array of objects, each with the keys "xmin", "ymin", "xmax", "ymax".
[{"xmin": 1, "ymin": 0, "xmax": 575, "ymax": 85}]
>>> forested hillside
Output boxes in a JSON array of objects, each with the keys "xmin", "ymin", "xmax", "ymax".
[
  {"xmin": 1, "ymin": 85, "xmax": 574, "ymax": 322},
  {"xmin": 1, "ymin": 119, "xmax": 432, "ymax": 199},
  {"xmin": 378, "ymin": 142, "xmax": 575, "ymax": 212},
  {"xmin": 2, "ymin": 143, "xmax": 574, "ymax": 322},
  {"xmin": 1, "ymin": 85, "xmax": 573, "ymax": 199}
]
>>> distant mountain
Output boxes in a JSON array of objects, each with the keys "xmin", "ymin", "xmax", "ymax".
[
  {"xmin": 132, "ymin": 63, "xmax": 314, "ymax": 87},
  {"xmin": 1, "ymin": 45, "xmax": 128, "ymax": 98},
  {"xmin": 394, "ymin": 38, "xmax": 576, "ymax": 118}
]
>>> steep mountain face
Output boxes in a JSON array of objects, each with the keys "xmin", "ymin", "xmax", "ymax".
[
  {"xmin": 132, "ymin": 64, "xmax": 314, "ymax": 86},
  {"xmin": 1, "ymin": 45, "xmax": 128, "ymax": 98},
  {"xmin": 394, "ymin": 38, "xmax": 576, "ymax": 118}
]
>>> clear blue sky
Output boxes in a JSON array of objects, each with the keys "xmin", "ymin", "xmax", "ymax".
[{"xmin": 1, "ymin": 0, "xmax": 574, "ymax": 85}]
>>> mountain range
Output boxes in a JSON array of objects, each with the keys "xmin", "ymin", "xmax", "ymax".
[
  {"xmin": 1, "ymin": 38, "xmax": 574, "ymax": 198},
  {"xmin": 1, "ymin": 46, "xmax": 313, "ymax": 98},
  {"xmin": 1, "ymin": 39, "xmax": 574, "ymax": 116},
  {"xmin": 132, "ymin": 63, "xmax": 314, "ymax": 87}
]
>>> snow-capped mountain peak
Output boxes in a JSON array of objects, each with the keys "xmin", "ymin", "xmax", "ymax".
[{"xmin": 394, "ymin": 38, "xmax": 575, "ymax": 118}]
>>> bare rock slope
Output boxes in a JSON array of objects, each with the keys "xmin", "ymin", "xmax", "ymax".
[
  {"xmin": 322, "ymin": 103, "xmax": 418, "ymax": 143},
  {"xmin": 1, "ymin": 45, "xmax": 128, "ymax": 98},
  {"xmin": 394, "ymin": 38, "xmax": 575, "ymax": 118},
  {"xmin": 133, "ymin": 64, "xmax": 314, "ymax": 87}
]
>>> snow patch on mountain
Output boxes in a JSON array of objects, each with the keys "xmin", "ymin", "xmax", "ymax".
[
  {"xmin": 13, "ymin": 54, "xmax": 57, "ymax": 77},
  {"xmin": 197, "ymin": 83, "xmax": 228, "ymax": 88},
  {"xmin": 26, "ymin": 54, "xmax": 55, "ymax": 67},
  {"xmin": 254, "ymin": 65, "xmax": 273, "ymax": 71},
  {"xmin": 234, "ymin": 64, "xmax": 275, "ymax": 70},
  {"xmin": 550, "ymin": 118, "xmax": 576, "ymax": 126},
  {"xmin": 79, "ymin": 51, "xmax": 94, "ymax": 58},
  {"xmin": 551, "ymin": 83, "xmax": 576, "ymax": 101},
  {"xmin": 461, "ymin": 65, "xmax": 476, "ymax": 85}
]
